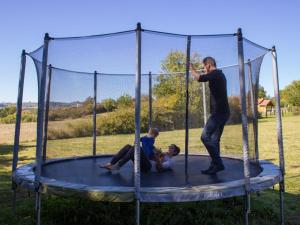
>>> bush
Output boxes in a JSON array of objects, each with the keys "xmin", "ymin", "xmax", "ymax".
[
  {"xmin": 117, "ymin": 94, "xmax": 134, "ymax": 108},
  {"xmin": 152, "ymin": 108, "xmax": 176, "ymax": 131},
  {"xmin": 102, "ymin": 98, "xmax": 117, "ymax": 112},
  {"xmin": 0, "ymin": 106, "xmax": 16, "ymax": 118},
  {"xmin": 0, "ymin": 114, "xmax": 16, "ymax": 124},
  {"xmin": 48, "ymin": 128, "xmax": 72, "ymax": 140},
  {"xmin": 68, "ymin": 120, "xmax": 93, "ymax": 137},
  {"xmin": 46, "ymin": 107, "xmax": 150, "ymax": 140},
  {"xmin": 96, "ymin": 108, "xmax": 141, "ymax": 135},
  {"xmin": 22, "ymin": 110, "xmax": 37, "ymax": 122},
  {"xmin": 0, "ymin": 108, "xmax": 37, "ymax": 124},
  {"xmin": 292, "ymin": 107, "xmax": 300, "ymax": 116},
  {"xmin": 46, "ymin": 97, "xmax": 209, "ymax": 140},
  {"xmin": 48, "ymin": 103, "xmax": 106, "ymax": 121}
]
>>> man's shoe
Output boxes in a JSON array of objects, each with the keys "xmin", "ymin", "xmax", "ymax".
[
  {"xmin": 201, "ymin": 164, "xmax": 214, "ymax": 174},
  {"xmin": 201, "ymin": 164, "xmax": 225, "ymax": 175}
]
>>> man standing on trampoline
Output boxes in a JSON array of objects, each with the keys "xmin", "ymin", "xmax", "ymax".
[{"xmin": 190, "ymin": 57, "xmax": 230, "ymax": 175}]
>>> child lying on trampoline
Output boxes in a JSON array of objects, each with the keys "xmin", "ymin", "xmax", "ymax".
[
  {"xmin": 99, "ymin": 128, "xmax": 180, "ymax": 172},
  {"xmin": 99, "ymin": 143, "xmax": 180, "ymax": 172}
]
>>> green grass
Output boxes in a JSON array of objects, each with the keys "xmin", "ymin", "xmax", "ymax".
[{"xmin": 0, "ymin": 116, "xmax": 300, "ymax": 224}]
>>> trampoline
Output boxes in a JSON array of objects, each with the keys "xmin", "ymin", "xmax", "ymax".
[
  {"xmin": 12, "ymin": 23, "xmax": 285, "ymax": 225},
  {"xmin": 13, "ymin": 155, "xmax": 281, "ymax": 202}
]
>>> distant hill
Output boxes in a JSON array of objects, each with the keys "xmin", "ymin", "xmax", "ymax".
[{"xmin": 0, "ymin": 101, "xmax": 84, "ymax": 109}]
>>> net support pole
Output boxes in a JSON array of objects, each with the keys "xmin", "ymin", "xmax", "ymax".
[
  {"xmin": 247, "ymin": 60, "xmax": 259, "ymax": 162},
  {"xmin": 35, "ymin": 33, "xmax": 50, "ymax": 225},
  {"xmin": 134, "ymin": 22, "xmax": 142, "ymax": 225},
  {"xmin": 93, "ymin": 71, "xmax": 97, "ymax": 156},
  {"xmin": 42, "ymin": 65, "xmax": 52, "ymax": 161},
  {"xmin": 148, "ymin": 71, "xmax": 152, "ymax": 129},
  {"xmin": 202, "ymin": 82, "xmax": 207, "ymax": 125},
  {"xmin": 237, "ymin": 28, "xmax": 251, "ymax": 225},
  {"xmin": 271, "ymin": 46, "xmax": 285, "ymax": 225},
  {"xmin": 12, "ymin": 49, "xmax": 26, "ymax": 215},
  {"xmin": 184, "ymin": 35, "xmax": 191, "ymax": 184}
]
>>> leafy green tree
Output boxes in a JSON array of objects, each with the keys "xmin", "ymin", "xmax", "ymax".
[
  {"xmin": 83, "ymin": 97, "xmax": 94, "ymax": 113},
  {"xmin": 102, "ymin": 98, "xmax": 117, "ymax": 112},
  {"xmin": 281, "ymin": 80, "xmax": 300, "ymax": 106},
  {"xmin": 279, "ymin": 90, "xmax": 287, "ymax": 107},
  {"xmin": 258, "ymin": 85, "xmax": 267, "ymax": 99},
  {"xmin": 154, "ymin": 51, "xmax": 202, "ymax": 99},
  {"xmin": 153, "ymin": 50, "xmax": 206, "ymax": 128},
  {"xmin": 117, "ymin": 94, "xmax": 133, "ymax": 108}
]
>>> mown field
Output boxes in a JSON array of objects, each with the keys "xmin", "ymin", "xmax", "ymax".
[{"xmin": 0, "ymin": 115, "xmax": 299, "ymax": 225}]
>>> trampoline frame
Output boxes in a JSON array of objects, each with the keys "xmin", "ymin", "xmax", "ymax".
[
  {"xmin": 12, "ymin": 23, "xmax": 285, "ymax": 225},
  {"xmin": 12, "ymin": 155, "xmax": 282, "ymax": 203}
]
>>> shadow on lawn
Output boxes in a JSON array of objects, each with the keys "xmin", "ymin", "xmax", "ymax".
[
  {"xmin": 0, "ymin": 144, "xmax": 36, "ymax": 155},
  {"xmin": 0, "ymin": 144, "xmax": 36, "ymax": 168}
]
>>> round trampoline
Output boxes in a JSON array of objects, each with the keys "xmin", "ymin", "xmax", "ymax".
[
  {"xmin": 12, "ymin": 23, "xmax": 285, "ymax": 225},
  {"xmin": 13, "ymin": 155, "xmax": 281, "ymax": 202}
]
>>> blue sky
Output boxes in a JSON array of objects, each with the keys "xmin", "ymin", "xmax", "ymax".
[{"xmin": 0, "ymin": 0, "xmax": 299, "ymax": 102}]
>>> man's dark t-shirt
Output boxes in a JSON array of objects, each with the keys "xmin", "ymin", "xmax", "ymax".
[{"xmin": 198, "ymin": 69, "xmax": 230, "ymax": 115}]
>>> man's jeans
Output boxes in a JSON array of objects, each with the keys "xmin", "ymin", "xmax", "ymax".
[{"xmin": 201, "ymin": 113, "xmax": 229, "ymax": 167}]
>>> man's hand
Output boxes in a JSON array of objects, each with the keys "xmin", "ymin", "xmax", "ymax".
[{"xmin": 189, "ymin": 63, "xmax": 200, "ymax": 81}]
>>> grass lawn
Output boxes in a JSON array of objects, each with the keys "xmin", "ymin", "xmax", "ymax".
[{"xmin": 0, "ymin": 115, "xmax": 299, "ymax": 225}]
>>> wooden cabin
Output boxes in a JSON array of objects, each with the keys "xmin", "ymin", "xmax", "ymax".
[{"xmin": 257, "ymin": 98, "xmax": 274, "ymax": 117}]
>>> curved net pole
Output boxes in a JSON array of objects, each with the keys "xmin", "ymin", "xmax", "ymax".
[
  {"xmin": 12, "ymin": 49, "xmax": 26, "ymax": 215},
  {"xmin": 42, "ymin": 65, "xmax": 52, "ymax": 161},
  {"xmin": 134, "ymin": 23, "xmax": 142, "ymax": 225},
  {"xmin": 93, "ymin": 71, "xmax": 97, "ymax": 156},
  {"xmin": 148, "ymin": 71, "xmax": 152, "ymax": 129},
  {"xmin": 247, "ymin": 60, "xmax": 259, "ymax": 162},
  {"xmin": 184, "ymin": 36, "xmax": 191, "ymax": 184},
  {"xmin": 237, "ymin": 28, "xmax": 251, "ymax": 225},
  {"xmin": 35, "ymin": 33, "xmax": 50, "ymax": 225},
  {"xmin": 271, "ymin": 46, "xmax": 285, "ymax": 225}
]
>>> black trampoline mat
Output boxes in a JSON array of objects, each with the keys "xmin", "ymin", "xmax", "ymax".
[{"xmin": 41, "ymin": 155, "xmax": 262, "ymax": 188}]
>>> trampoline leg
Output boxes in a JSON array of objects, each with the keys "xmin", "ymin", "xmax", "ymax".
[
  {"xmin": 35, "ymin": 192, "xmax": 41, "ymax": 225},
  {"xmin": 244, "ymin": 194, "xmax": 250, "ymax": 225},
  {"xmin": 12, "ymin": 188, "xmax": 17, "ymax": 216},
  {"xmin": 136, "ymin": 199, "xmax": 140, "ymax": 225},
  {"xmin": 279, "ymin": 184, "xmax": 284, "ymax": 225}
]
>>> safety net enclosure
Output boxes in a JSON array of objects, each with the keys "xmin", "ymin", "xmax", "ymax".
[{"xmin": 12, "ymin": 23, "xmax": 285, "ymax": 225}]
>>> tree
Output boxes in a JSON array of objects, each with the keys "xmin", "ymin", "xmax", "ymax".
[
  {"xmin": 117, "ymin": 94, "xmax": 133, "ymax": 108},
  {"xmin": 154, "ymin": 51, "xmax": 203, "ymax": 99},
  {"xmin": 281, "ymin": 80, "xmax": 300, "ymax": 106},
  {"xmin": 102, "ymin": 98, "xmax": 117, "ymax": 112},
  {"xmin": 258, "ymin": 85, "xmax": 267, "ymax": 99},
  {"xmin": 279, "ymin": 90, "xmax": 287, "ymax": 107},
  {"xmin": 83, "ymin": 97, "xmax": 94, "ymax": 112},
  {"xmin": 152, "ymin": 50, "xmax": 207, "ymax": 128}
]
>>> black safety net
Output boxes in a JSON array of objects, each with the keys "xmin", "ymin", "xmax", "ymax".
[{"xmin": 26, "ymin": 28, "xmax": 269, "ymax": 164}]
